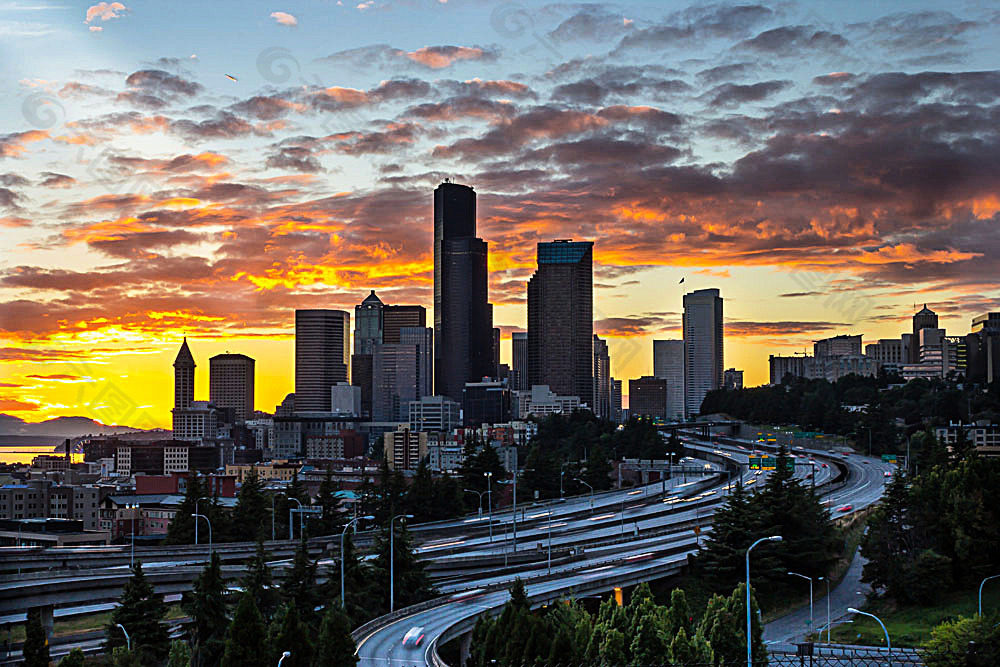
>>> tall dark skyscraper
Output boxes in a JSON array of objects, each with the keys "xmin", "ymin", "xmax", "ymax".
[
  {"xmin": 527, "ymin": 240, "xmax": 594, "ymax": 408},
  {"xmin": 209, "ymin": 353, "xmax": 255, "ymax": 423},
  {"xmin": 911, "ymin": 305, "xmax": 939, "ymax": 363},
  {"xmin": 295, "ymin": 309, "xmax": 350, "ymax": 412},
  {"xmin": 511, "ymin": 332, "xmax": 527, "ymax": 390},
  {"xmin": 434, "ymin": 181, "xmax": 492, "ymax": 400},
  {"xmin": 173, "ymin": 337, "xmax": 195, "ymax": 409},
  {"xmin": 593, "ymin": 334, "xmax": 611, "ymax": 420},
  {"xmin": 683, "ymin": 288, "xmax": 723, "ymax": 418},
  {"xmin": 383, "ymin": 305, "xmax": 426, "ymax": 344},
  {"xmin": 352, "ymin": 290, "xmax": 384, "ymax": 418}
]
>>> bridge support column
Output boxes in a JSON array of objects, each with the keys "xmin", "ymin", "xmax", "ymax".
[
  {"xmin": 459, "ymin": 629, "xmax": 473, "ymax": 666},
  {"xmin": 36, "ymin": 605, "xmax": 54, "ymax": 641}
]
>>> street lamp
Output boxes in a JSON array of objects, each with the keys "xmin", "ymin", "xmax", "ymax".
[
  {"xmin": 287, "ymin": 497, "xmax": 302, "ymax": 541},
  {"xmin": 484, "ymin": 472, "xmax": 494, "ymax": 543},
  {"xmin": 270, "ymin": 492, "xmax": 284, "ymax": 541},
  {"xmin": 746, "ymin": 536, "xmax": 782, "ymax": 667},
  {"xmin": 192, "ymin": 513, "xmax": 212, "ymax": 557},
  {"xmin": 788, "ymin": 572, "xmax": 814, "ymax": 629},
  {"xmin": 848, "ymin": 608, "xmax": 891, "ymax": 659},
  {"xmin": 820, "ymin": 576, "xmax": 830, "ymax": 642},
  {"xmin": 126, "ymin": 503, "xmax": 139, "ymax": 568},
  {"xmin": 547, "ymin": 511, "xmax": 552, "ymax": 574},
  {"xmin": 464, "ymin": 488, "xmax": 486, "ymax": 516},
  {"xmin": 390, "ymin": 514, "xmax": 414, "ymax": 613},
  {"xmin": 979, "ymin": 574, "xmax": 1000, "ymax": 617},
  {"xmin": 277, "ymin": 651, "xmax": 291, "ymax": 666},
  {"xmin": 340, "ymin": 515, "xmax": 374, "ymax": 608},
  {"xmin": 574, "ymin": 478, "xmax": 594, "ymax": 514},
  {"xmin": 116, "ymin": 623, "xmax": 130, "ymax": 652},
  {"xmin": 194, "ymin": 496, "xmax": 208, "ymax": 545}
]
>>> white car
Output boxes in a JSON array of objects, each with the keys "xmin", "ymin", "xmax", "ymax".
[{"xmin": 403, "ymin": 626, "xmax": 425, "ymax": 647}]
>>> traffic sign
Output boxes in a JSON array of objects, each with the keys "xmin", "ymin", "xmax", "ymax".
[{"xmin": 881, "ymin": 454, "xmax": 897, "ymax": 463}]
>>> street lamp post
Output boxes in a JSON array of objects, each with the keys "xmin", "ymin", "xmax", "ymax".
[
  {"xmin": 127, "ymin": 503, "xmax": 139, "ymax": 568},
  {"xmin": 340, "ymin": 515, "xmax": 374, "ymax": 608},
  {"xmin": 848, "ymin": 608, "xmax": 891, "ymax": 663},
  {"xmin": 287, "ymin": 497, "xmax": 302, "ymax": 541},
  {"xmin": 484, "ymin": 472, "xmax": 494, "ymax": 543},
  {"xmin": 270, "ymin": 492, "xmax": 283, "ymax": 541},
  {"xmin": 390, "ymin": 513, "xmax": 413, "ymax": 613},
  {"xmin": 978, "ymin": 574, "xmax": 1000, "ymax": 617},
  {"xmin": 746, "ymin": 536, "xmax": 782, "ymax": 667},
  {"xmin": 192, "ymin": 513, "xmax": 212, "ymax": 557},
  {"xmin": 278, "ymin": 651, "xmax": 291, "ymax": 666},
  {"xmin": 788, "ymin": 572, "xmax": 814, "ymax": 629},
  {"xmin": 464, "ymin": 489, "xmax": 486, "ymax": 517},
  {"xmin": 116, "ymin": 623, "xmax": 130, "ymax": 652},
  {"xmin": 547, "ymin": 511, "xmax": 552, "ymax": 574},
  {"xmin": 194, "ymin": 496, "xmax": 208, "ymax": 545},
  {"xmin": 575, "ymin": 478, "xmax": 594, "ymax": 514}
]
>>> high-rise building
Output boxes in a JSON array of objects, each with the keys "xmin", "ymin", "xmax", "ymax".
[
  {"xmin": 653, "ymin": 339, "xmax": 685, "ymax": 421},
  {"xmin": 511, "ymin": 332, "xmax": 528, "ymax": 390},
  {"xmin": 434, "ymin": 181, "xmax": 492, "ymax": 400},
  {"xmin": 408, "ymin": 395, "xmax": 462, "ymax": 432},
  {"xmin": 814, "ymin": 334, "xmax": 862, "ymax": 358},
  {"xmin": 683, "ymin": 288, "xmax": 723, "ymax": 418},
  {"xmin": 611, "ymin": 378, "xmax": 623, "ymax": 424},
  {"xmin": 383, "ymin": 425, "xmax": 427, "ymax": 471},
  {"xmin": 492, "ymin": 326, "xmax": 501, "ymax": 378},
  {"xmin": 593, "ymin": 335, "xmax": 612, "ymax": 420},
  {"xmin": 527, "ymin": 240, "xmax": 594, "ymax": 409},
  {"xmin": 969, "ymin": 313, "xmax": 1000, "ymax": 384},
  {"xmin": 769, "ymin": 355, "xmax": 806, "ymax": 384},
  {"xmin": 865, "ymin": 339, "xmax": 906, "ymax": 374},
  {"xmin": 209, "ymin": 353, "xmax": 254, "ymax": 423},
  {"xmin": 400, "ymin": 326, "xmax": 433, "ymax": 398},
  {"xmin": 463, "ymin": 379, "xmax": 511, "ymax": 427},
  {"xmin": 372, "ymin": 344, "xmax": 419, "ymax": 422},
  {"xmin": 911, "ymin": 305, "xmax": 939, "ymax": 363},
  {"xmin": 383, "ymin": 305, "xmax": 426, "ymax": 344},
  {"xmin": 295, "ymin": 309, "xmax": 350, "ymax": 412},
  {"xmin": 723, "ymin": 368, "xmax": 743, "ymax": 390},
  {"xmin": 352, "ymin": 290, "xmax": 384, "ymax": 418},
  {"xmin": 629, "ymin": 376, "xmax": 667, "ymax": 420},
  {"xmin": 174, "ymin": 338, "xmax": 195, "ymax": 410}
]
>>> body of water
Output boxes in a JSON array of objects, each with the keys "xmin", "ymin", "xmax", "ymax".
[{"xmin": 0, "ymin": 445, "xmax": 74, "ymax": 465}]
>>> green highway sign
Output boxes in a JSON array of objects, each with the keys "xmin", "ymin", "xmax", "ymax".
[{"xmin": 881, "ymin": 454, "xmax": 897, "ymax": 463}]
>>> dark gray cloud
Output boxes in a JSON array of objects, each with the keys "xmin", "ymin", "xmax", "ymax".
[{"xmin": 708, "ymin": 80, "xmax": 791, "ymax": 106}]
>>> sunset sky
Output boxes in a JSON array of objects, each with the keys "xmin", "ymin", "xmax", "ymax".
[{"xmin": 1, "ymin": 0, "xmax": 999, "ymax": 428}]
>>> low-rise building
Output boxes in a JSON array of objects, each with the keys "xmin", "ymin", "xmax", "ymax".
[{"xmin": 513, "ymin": 385, "xmax": 581, "ymax": 418}]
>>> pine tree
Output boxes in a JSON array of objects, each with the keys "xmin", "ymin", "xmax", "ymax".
[
  {"xmin": 270, "ymin": 604, "xmax": 313, "ymax": 667},
  {"xmin": 165, "ymin": 474, "xmax": 207, "ymax": 544},
  {"xmin": 432, "ymin": 471, "xmax": 463, "ymax": 520},
  {"xmin": 313, "ymin": 467, "xmax": 348, "ymax": 535},
  {"xmin": 233, "ymin": 469, "xmax": 270, "ymax": 541},
  {"xmin": 598, "ymin": 627, "xmax": 626, "ymax": 666},
  {"xmin": 183, "ymin": 552, "xmax": 228, "ymax": 667},
  {"xmin": 106, "ymin": 562, "xmax": 170, "ymax": 662},
  {"xmin": 221, "ymin": 594, "xmax": 268, "ymax": 667},
  {"xmin": 167, "ymin": 640, "xmax": 192, "ymax": 667},
  {"xmin": 405, "ymin": 458, "xmax": 437, "ymax": 521},
  {"xmin": 629, "ymin": 611, "xmax": 666, "ymax": 665},
  {"xmin": 244, "ymin": 538, "xmax": 278, "ymax": 621},
  {"xmin": 664, "ymin": 587, "xmax": 695, "ymax": 639},
  {"xmin": 282, "ymin": 537, "xmax": 320, "ymax": 627},
  {"xmin": 313, "ymin": 606, "xmax": 358, "ymax": 667},
  {"xmin": 23, "ymin": 607, "xmax": 50, "ymax": 667},
  {"xmin": 58, "ymin": 647, "xmax": 86, "ymax": 667},
  {"xmin": 371, "ymin": 522, "xmax": 436, "ymax": 612}
]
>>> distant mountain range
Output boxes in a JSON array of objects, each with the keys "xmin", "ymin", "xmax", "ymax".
[{"xmin": 0, "ymin": 414, "xmax": 160, "ymax": 439}]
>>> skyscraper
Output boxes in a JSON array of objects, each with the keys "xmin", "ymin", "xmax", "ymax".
[
  {"xmin": 593, "ymin": 334, "xmax": 611, "ymax": 420},
  {"xmin": 400, "ymin": 326, "xmax": 434, "ymax": 398},
  {"xmin": 295, "ymin": 309, "xmax": 350, "ymax": 412},
  {"xmin": 383, "ymin": 305, "xmax": 426, "ymax": 344},
  {"xmin": 683, "ymin": 288, "xmax": 723, "ymax": 418},
  {"xmin": 527, "ymin": 240, "xmax": 594, "ymax": 409},
  {"xmin": 653, "ymin": 339, "xmax": 685, "ymax": 421},
  {"xmin": 373, "ymin": 343, "xmax": 418, "ymax": 422},
  {"xmin": 209, "ymin": 353, "xmax": 255, "ymax": 423},
  {"xmin": 173, "ymin": 337, "xmax": 195, "ymax": 409},
  {"xmin": 511, "ymin": 332, "xmax": 528, "ymax": 390},
  {"xmin": 611, "ymin": 378, "xmax": 623, "ymax": 424},
  {"xmin": 911, "ymin": 305, "xmax": 939, "ymax": 363},
  {"xmin": 434, "ymin": 181, "xmax": 492, "ymax": 400},
  {"xmin": 352, "ymin": 291, "xmax": 384, "ymax": 418}
]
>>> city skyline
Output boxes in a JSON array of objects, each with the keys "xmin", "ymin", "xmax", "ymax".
[{"xmin": 2, "ymin": 0, "xmax": 999, "ymax": 427}]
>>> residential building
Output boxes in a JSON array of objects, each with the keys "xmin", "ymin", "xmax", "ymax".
[
  {"xmin": 865, "ymin": 338, "xmax": 907, "ymax": 374},
  {"xmin": 434, "ymin": 181, "xmax": 493, "ymax": 401},
  {"xmin": 723, "ymin": 368, "xmax": 744, "ymax": 390},
  {"xmin": 171, "ymin": 401, "xmax": 218, "ymax": 442},
  {"xmin": 593, "ymin": 335, "xmax": 612, "ymax": 420},
  {"xmin": 209, "ymin": 353, "xmax": 254, "ymax": 423},
  {"xmin": 383, "ymin": 426, "xmax": 427, "ymax": 471},
  {"xmin": 611, "ymin": 378, "xmax": 623, "ymax": 423},
  {"xmin": 814, "ymin": 334, "xmax": 862, "ymax": 358},
  {"xmin": 304, "ymin": 429, "xmax": 365, "ymax": 459},
  {"xmin": 934, "ymin": 423, "xmax": 1000, "ymax": 456},
  {"xmin": 769, "ymin": 355, "xmax": 807, "ymax": 384},
  {"xmin": 629, "ymin": 376, "xmax": 667, "ymax": 420},
  {"xmin": 295, "ymin": 309, "xmax": 350, "ymax": 412},
  {"xmin": 683, "ymin": 288, "xmax": 723, "ymax": 417},
  {"xmin": 653, "ymin": 339, "xmax": 685, "ymax": 420},
  {"xmin": 527, "ymin": 240, "xmax": 594, "ymax": 409}
]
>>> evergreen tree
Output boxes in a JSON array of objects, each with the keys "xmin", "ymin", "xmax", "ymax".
[
  {"xmin": 183, "ymin": 552, "xmax": 228, "ymax": 667},
  {"xmin": 58, "ymin": 648, "xmax": 86, "ymax": 667},
  {"xmin": 371, "ymin": 522, "xmax": 436, "ymax": 611},
  {"xmin": 233, "ymin": 469, "xmax": 270, "ymax": 541},
  {"xmin": 432, "ymin": 471, "xmax": 463, "ymax": 520},
  {"xmin": 629, "ymin": 612, "xmax": 665, "ymax": 666},
  {"xmin": 669, "ymin": 626, "xmax": 713, "ymax": 665},
  {"xmin": 221, "ymin": 594, "xmax": 268, "ymax": 667},
  {"xmin": 405, "ymin": 458, "xmax": 437, "ymax": 522},
  {"xmin": 312, "ymin": 467, "xmax": 348, "ymax": 535},
  {"xmin": 598, "ymin": 628, "xmax": 626, "ymax": 666},
  {"xmin": 165, "ymin": 474, "xmax": 207, "ymax": 544},
  {"xmin": 23, "ymin": 607, "xmax": 50, "ymax": 667},
  {"xmin": 167, "ymin": 640, "xmax": 192, "ymax": 667},
  {"xmin": 282, "ymin": 537, "xmax": 320, "ymax": 627},
  {"xmin": 106, "ymin": 562, "xmax": 170, "ymax": 663},
  {"xmin": 109, "ymin": 647, "xmax": 142, "ymax": 667},
  {"xmin": 313, "ymin": 606, "xmax": 358, "ymax": 667},
  {"xmin": 243, "ymin": 538, "xmax": 277, "ymax": 621},
  {"xmin": 270, "ymin": 604, "xmax": 313, "ymax": 667},
  {"xmin": 664, "ymin": 587, "xmax": 695, "ymax": 639}
]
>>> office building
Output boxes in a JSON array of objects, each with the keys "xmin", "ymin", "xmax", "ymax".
[
  {"xmin": 865, "ymin": 339, "xmax": 907, "ymax": 374},
  {"xmin": 174, "ymin": 338, "xmax": 195, "ymax": 410},
  {"xmin": 769, "ymin": 355, "xmax": 806, "ymax": 384},
  {"xmin": 611, "ymin": 378, "xmax": 623, "ymax": 424},
  {"xmin": 683, "ymin": 288, "xmax": 723, "ymax": 418},
  {"xmin": 514, "ymin": 384, "xmax": 581, "ymax": 418},
  {"xmin": 384, "ymin": 305, "xmax": 426, "ymax": 344},
  {"xmin": 463, "ymin": 380, "xmax": 511, "ymax": 427},
  {"xmin": 806, "ymin": 355, "xmax": 879, "ymax": 381},
  {"xmin": 384, "ymin": 426, "xmax": 427, "ymax": 471},
  {"xmin": 511, "ymin": 332, "xmax": 528, "ymax": 390},
  {"xmin": 724, "ymin": 368, "xmax": 743, "ymax": 390},
  {"xmin": 172, "ymin": 401, "xmax": 218, "ymax": 442},
  {"xmin": 814, "ymin": 334, "xmax": 862, "ymax": 358},
  {"xmin": 653, "ymin": 339, "xmax": 685, "ymax": 420},
  {"xmin": 629, "ymin": 376, "xmax": 667, "ymax": 420},
  {"xmin": 304, "ymin": 429, "xmax": 365, "ymax": 459},
  {"xmin": 969, "ymin": 313, "xmax": 1000, "ymax": 384},
  {"xmin": 527, "ymin": 240, "xmax": 594, "ymax": 408},
  {"xmin": 408, "ymin": 395, "xmax": 462, "ymax": 432},
  {"xmin": 400, "ymin": 326, "xmax": 434, "ymax": 399},
  {"xmin": 492, "ymin": 326, "xmax": 501, "ymax": 378},
  {"xmin": 593, "ymin": 335, "xmax": 612, "ymax": 420},
  {"xmin": 295, "ymin": 309, "xmax": 350, "ymax": 412},
  {"xmin": 352, "ymin": 290, "xmax": 384, "ymax": 417},
  {"xmin": 373, "ymin": 344, "xmax": 419, "ymax": 422},
  {"xmin": 209, "ymin": 353, "xmax": 254, "ymax": 423},
  {"xmin": 434, "ymin": 181, "xmax": 493, "ymax": 401},
  {"xmin": 330, "ymin": 382, "xmax": 362, "ymax": 417},
  {"xmin": 911, "ymin": 305, "xmax": 939, "ymax": 363}
]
